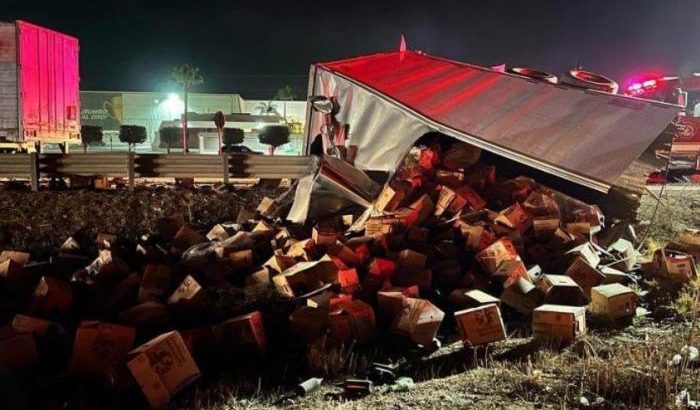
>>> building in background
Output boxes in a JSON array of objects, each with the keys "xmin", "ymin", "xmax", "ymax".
[{"xmin": 79, "ymin": 91, "xmax": 306, "ymax": 154}]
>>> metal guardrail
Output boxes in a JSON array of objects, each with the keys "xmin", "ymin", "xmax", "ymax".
[{"xmin": 0, "ymin": 153, "xmax": 315, "ymax": 191}]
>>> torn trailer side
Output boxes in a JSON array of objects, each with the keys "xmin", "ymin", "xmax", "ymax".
[{"xmin": 297, "ymin": 50, "xmax": 680, "ymax": 222}]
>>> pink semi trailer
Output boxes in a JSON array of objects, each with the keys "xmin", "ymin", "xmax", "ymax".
[{"xmin": 0, "ymin": 20, "xmax": 80, "ymax": 152}]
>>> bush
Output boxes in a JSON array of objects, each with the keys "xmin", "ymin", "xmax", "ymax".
[
  {"xmin": 80, "ymin": 125, "xmax": 103, "ymax": 153},
  {"xmin": 258, "ymin": 125, "xmax": 290, "ymax": 155},
  {"xmin": 223, "ymin": 128, "xmax": 244, "ymax": 146},
  {"xmin": 159, "ymin": 127, "xmax": 181, "ymax": 153},
  {"xmin": 119, "ymin": 125, "xmax": 147, "ymax": 152}
]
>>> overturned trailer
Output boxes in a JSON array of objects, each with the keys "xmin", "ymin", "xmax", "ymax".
[{"xmin": 292, "ymin": 50, "xmax": 679, "ymax": 223}]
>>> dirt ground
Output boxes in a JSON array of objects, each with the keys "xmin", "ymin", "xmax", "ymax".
[{"xmin": 0, "ymin": 184, "xmax": 698, "ymax": 409}]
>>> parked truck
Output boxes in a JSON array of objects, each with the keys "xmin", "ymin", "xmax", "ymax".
[{"xmin": 0, "ymin": 20, "xmax": 80, "ymax": 152}]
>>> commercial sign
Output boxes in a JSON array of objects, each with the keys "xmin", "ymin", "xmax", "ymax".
[{"xmin": 80, "ymin": 92, "xmax": 123, "ymax": 131}]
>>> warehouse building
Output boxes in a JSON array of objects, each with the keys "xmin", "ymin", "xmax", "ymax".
[{"xmin": 79, "ymin": 91, "xmax": 306, "ymax": 154}]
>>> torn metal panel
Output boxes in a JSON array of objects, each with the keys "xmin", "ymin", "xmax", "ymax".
[
  {"xmin": 287, "ymin": 157, "xmax": 381, "ymax": 223},
  {"xmin": 311, "ymin": 51, "xmax": 679, "ymax": 193}
]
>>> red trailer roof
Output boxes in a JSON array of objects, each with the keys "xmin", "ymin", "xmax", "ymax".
[{"xmin": 317, "ymin": 51, "xmax": 679, "ymax": 191}]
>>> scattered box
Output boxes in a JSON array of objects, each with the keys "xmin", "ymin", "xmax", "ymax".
[
  {"xmin": 329, "ymin": 300, "xmax": 376, "ymax": 344},
  {"xmin": 565, "ymin": 257, "xmax": 604, "ymax": 298},
  {"xmin": 501, "ymin": 277, "xmax": 543, "ymax": 315},
  {"xmin": 69, "ymin": 321, "xmax": 136, "ymax": 376},
  {"xmin": 454, "ymin": 303, "xmax": 506, "ymax": 346},
  {"xmin": 476, "ymin": 238, "xmax": 518, "ymax": 274},
  {"xmin": 272, "ymin": 258, "xmax": 338, "ymax": 298},
  {"xmin": 30, "ymin": 276, "xmax": 74, "ymax": 317},
  {"xmin": 536, "ymin": 274, "xmax": 587, "ymax": 306},
  {"xmin": 127, "ymin": 331, "xmax": 201, "ymax": 408},
  {"xmin": 591, "ymin": 284, "xmax": 637, "ymax": 320},
  {"xmin": 448, "ymin": 289, "xmax": 500, "ymax": 309},
  {"xmin": 392, "ymin": 298, "xmax": 444, "ymax": 347},
  {"xmin": 212, "ymin": 311, "xmax": 266, "ymax": 350},
  {"xmin": 532, "ymin": 304, "xmax": 586, "ymax": 344}
]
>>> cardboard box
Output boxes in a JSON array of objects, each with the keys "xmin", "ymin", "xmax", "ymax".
[
  {"xmin": 272, "ymin": 258, "xmax": 338, "ymax": 298},
  {"xmin": 364, "ymin": 216, "xmax": 404, "ymax": 236},
  {"xmin": 264, "ymin": 254, "xmax": 298, "ymax": 273},
  {"xmin": 69, "ymin": 321, "xmax": 136, "ymax": 376},
  {"xmin": 229, "ymin": 249, "xmax": 254, "ymax": 270},
  {"xmin": 0, "ymin": 250, "xmax": 31, "ymax": 291},
  {"xmin": 156, "ymin": 213, "xmax": 186, "ymax": 240},
  {"xmin": 651, "ymin": 249, "xmax": 697, "ymax": 282},
  {"xmin": 492, "ymin": 260, "xmax": 529, "ymax": 289},
  {"xmin": 368, "ymin": 258, "xmax": 396, "ymax": 279},
  {"xmin": 327, "ymin": 243, "xmax": 363, "ymax": 267},
  {"xmin": 495, "ymin": 202, "xmax": 533, "ymax": 234},
  {"xmin": 0, "ymin": 327, "xmax": 38, "ymax": 372},
  {"xmin": 564, "ymin": 243, "xmax": 601, "ymax": 269},
  {"xmin": 590, "ymin": 284, "xmax": 637, "ymax": 320},
  {"xmin": 532, "ymin": 304, "xmax": 586, "ymax": 344},
  {"xmin": 307, "ymin": 290, "xmax": 351, "ymax": 309},
  {"xmin": 565, "ymin": 257, "xmax": 604, "ymax": 298},
  {"xmin": 393, "ymin": 267, "xmax": 432, "ymax": 289},
  {"xmin": 405, "ymin": 194, "xmax": 435, "ymax": 227},
  {"xmin": 374, "ymin": 184, "xmax": 408, "ymax": 212},
  {"xmin": 12, "ymin": 314, "xmax": 61, "ymax": 337},
  {"xmin": 212, "ymin": 311, "xmax": 266, "ymax": 350},
  {"xmin": 397, "ymin": 249, "xmax": 427, "ymax": 269},
  {"xmin": 536, "ymin": 274, "xmax": 587, "ymax": 306},
  {"xmin": 522, "ymin": 190, "xmax": 561, "ymax": 219},
  {"xmin": 285, "ymin": 238, "xmax": 317, "ymax": 261},
  {"xmin": 476, "ymin": 238, "xmax": 518, "ymax": 274},
  {"xmin": 454, "ymin": 303, "xmax": 506, "ymax": 346},
  {"xmin": 338, "ymin": 268, "xmax": 360, "ymax": 294},
  {"xmin": 170, "ymin": 225, "xmax": 206, "ymax": 255},
  {"xmin": 458, "ymin": 222, "xmax": 495, "ymax": 252},
  {"xmin": 533, "ymin": 218, "xmax": 560, "ymax": 239},
  {"xmin": 139, "ymin": 264, "xmax": 173, "ymax": 303},
  {"xmin": 376, "ymin": 286, "xmax": 418, "ymax": 322},
  {"xmin": 500, "ymin": 277, "xmax": 543, "ymax": 315},
  {"xmin": 30, "ymin": 276, "xmax": 74, "ymax": 317},
  {"xmin": 256, "ymin": 197, "xmax": 279, "ymax": 217},
  {"xmin": 448, "ymin": 289, "xmax": 500, "ymax": 309},
  {"xmin": 119, "ymin": 301, "xmax": 170, "ymax": 328},
  {"xmin": 600, "ymin": 266, "xmax": 630, "ymax": 284},
  {"xmin": 127, "ymin": 331, "xmax": 201, "ymax": 408},
  {"xmin": 329, "ymin": 300, "xmax": 376, "ymax": 344},
  {"xmin": 289, "ymin": 306, "xmax": 330, "ymax": 342},
  {"xmin": 312, "ymin": 226, "xmax": 340, "ymax": 246},
  {"xmin": 168, "ymin": 275, "xmax": 206, "ymax": 308},
  {"xmin": 245, "ymin": 268, "xmax": 271, "ymax": 287},
  {"xmin": 206, "ymin": 224, "xmax": 230, "ymax": 241},
  {"xmin": 608, "ymin": 239, "xmax": 637, "ymax": 272},
  {"xmin": 392, "ymin": 298, "xmax": 444, "ymax": 347}
]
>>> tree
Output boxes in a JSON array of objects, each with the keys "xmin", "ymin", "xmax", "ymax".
[
  {"xmin": 159, "ymin": 127, "xmax": 181, "ymax": 154},
  {"xmin": 274, "ymin": 85, "xmax": 297, "ymax": 120},
  {"xmin": 223, "ymin": 128, "xmax": 244, "ymax": 147},
  {"xmin": 80, "ymin": 125, "xmax": 103, "ymax": 153},
  {"xmin": 258, "ymin": 125, "xmax": 290, "ymax": 156},
  {"xmin": 119, "ymin": 125, "xmax": 147, "ymax": 152},
  {"xmin": 255, "ymin": 101, "xmax": 279, "ymax": 116},
  {"xmin": 172, "ymin": 64, "xmax": 203, "ymax": 154}
]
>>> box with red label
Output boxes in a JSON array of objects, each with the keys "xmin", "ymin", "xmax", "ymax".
[
  {"xmin": 590, "ymin": 284, "xmax": 637, "ymax": 320},
  {"xmin": 454, "ymin": 303, "xmax": 506, "ymax": 346},
  {"xmin": 69, "ymin": 321, "xmax": 136, "ymax": 376},
  {"xmin": 327, "ymin": 243, "xmax": 363, "ymax": 267},
  {"xmin": 312, "ymin": 226, "xmax": 340, "ymax": 246},
  {"xmin": 476, "ymin": 238, "xmax": 518, "ymax": 274},
  {"xmin": 212, "ymin": 311, "xmax": 266, "ymax": 350},
  {"xmin": 532, "ymin": 304, "xmax": 586, "ymax": 344},
  {"xmin": 536, "ymin": 274, "xmax": 587, "ymax": 306},
  {"xmin": 127, "ymin": 331, "xmax": 201, "ymax": 408},
  {"xmin": 374, "ymin": 183, "xmax": 409, "ymax": 213}
]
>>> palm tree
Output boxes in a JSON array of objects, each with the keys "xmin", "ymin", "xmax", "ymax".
[
  {"xmin": 274, "ymin": 86, "xmax": 297, "ymax": 120},
  {"xmin": 172, "ymin": 64, "xmax": 203, "ymax": 154},
  {"xmin": 255, "ymin": 101, "xmax": 279, "ymax": 116}
]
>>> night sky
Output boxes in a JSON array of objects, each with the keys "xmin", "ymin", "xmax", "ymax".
[{"xmin": 3, "ymin": 0, "xmax": 700, "ymax": 99}]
